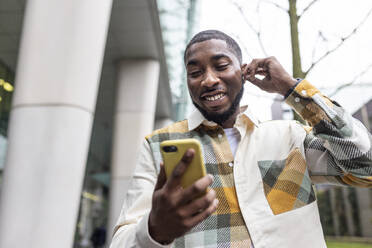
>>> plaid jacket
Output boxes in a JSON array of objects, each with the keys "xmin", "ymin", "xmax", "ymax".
[{"xmin": 110, "ymin": 80, "xmax": 372, "ymax": 248}]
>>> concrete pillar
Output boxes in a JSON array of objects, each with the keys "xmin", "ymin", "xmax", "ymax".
[
  {"xmin": 0, "ymin": 1, "xmax": 112, "ymax": 247},
  {"xmin": 155, "ymin": 117, "xmax": 174, "ymax": 129},
  {"xmin": 108, "ymin": 59, "xmax": 160, "ymax": 236}
]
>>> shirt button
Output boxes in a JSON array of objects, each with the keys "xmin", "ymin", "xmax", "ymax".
[
  {"xmin": 218, "ymin": 134, "xmax": 223, "ymax": 139},
  {"xmin": 228, "ymin": 162, "xmax": 233, "ymax": 167},
  {"xmin": 294, "ymin": 97, "xmax": 300, "ymax": 103}
]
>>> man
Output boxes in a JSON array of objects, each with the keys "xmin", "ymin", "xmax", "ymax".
[{"xmin": 110, "ymin": 30, "xmax": 372, "ymax": 248}]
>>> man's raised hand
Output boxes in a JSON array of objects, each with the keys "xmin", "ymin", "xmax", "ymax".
[
  {"xmin": 242, "ymin": 56, "xmax": 297, "ymax": 96},
  {"xmin": 148, "ymin": 149, "xmax": 219, "ymax": 244}
]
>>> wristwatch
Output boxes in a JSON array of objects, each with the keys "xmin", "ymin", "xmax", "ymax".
[{"xmin": 284, "ymin": 78, "xmax": 302, "ymax": 99}]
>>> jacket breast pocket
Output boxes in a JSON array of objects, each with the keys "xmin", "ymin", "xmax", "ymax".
[{"xmin": 257, "ymin": 148, "xmax": 316, "ymax": 215}]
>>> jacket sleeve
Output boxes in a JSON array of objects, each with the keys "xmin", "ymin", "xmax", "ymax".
[
  {"xmin": 285, "ymin": 79, "xmax": 372, "ymax": 187},
  {"xmin": 109, "ymin": 140, "xmax": 173, "ymax": 248}
]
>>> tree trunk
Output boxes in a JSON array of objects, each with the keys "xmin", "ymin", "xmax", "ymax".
[
  {"xmin": 342, "ymin": 187, "xmax": 356, "ymax": 236},
  {"xmin": 288, "ymin": 0, "xmax": 305, "ymax": 79},
  {"xmin": 329, "ymin": 187, "xmax": 341, "ymax": 236},
  {"xmin": 356, "ymin": 188, "xmax": 372, "ymax": 237},
  {"xmin": 288, "ymin": 0, "xmax": 305, "ymax": 123}
]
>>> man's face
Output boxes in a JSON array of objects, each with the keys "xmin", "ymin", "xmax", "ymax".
[{"xmin": 185, "ymin": 39, "xmax": 244, "ymax": 122}]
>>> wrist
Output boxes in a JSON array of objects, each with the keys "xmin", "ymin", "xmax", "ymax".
[
  {"xmin": 283, "ymin": 78, "xmax": 302, "ymax": 98},
  {"xmin": 279, "ymin": 78, "xmax": 298, "ymax": 96},
  {"xmin": 148, "ymin": 211, "xmax": 174, "ymax": 245}
]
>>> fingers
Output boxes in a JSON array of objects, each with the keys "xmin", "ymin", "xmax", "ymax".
[
  {"xmin": 154, "ymin": 163, "xmax": 167, "ymax": 191},
  {"xmin": 179, "ymin": 174, "xmax": 214, "ymax": 205},
  {"xmin": 245, "ymin": 56, "xmax": 279, "ymax": 81},
  {"xmin": 256, "ymin": 67, "xmax": 267, "ymax": 75},
  {"xmin": 244, "ymin": 57, "xmax": 281, "ymax": 92},
  {"xmin": 184, "ymin": 197, "xmax": 219, "ymax": 228},
  {"xmin": 241, "ymin": 64, "xmax": 248, "ymax": 81},
  {"xmin": 182, "ymin": 188, "xmax": 217, "ymax": 216},
  {"xmin": 166, "ymin": 149, "xmax": 195, "ymax": 190},
  {"xmin": 246, "ymin": 58, "xmax": 267, "ymax": 82},
  {"xmin": 248, "ymin": 77, "xmax": 264, "ymax": 88},
  {"xmin": 246, "ymin": 58, "xmax": 259, "ymax": 82},
  {"xmin": 174, "ymin": 190, "xmax": 218, "ymax": 230}
]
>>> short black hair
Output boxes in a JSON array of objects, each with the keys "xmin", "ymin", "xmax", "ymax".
[{"xmin": 184, "ymin": 30, "xmax": 242, "ymax": 64}]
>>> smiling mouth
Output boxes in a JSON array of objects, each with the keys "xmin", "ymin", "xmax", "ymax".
[{"xmin": 203, "ymin": 93, "xmax": 226, "ymax": 101}]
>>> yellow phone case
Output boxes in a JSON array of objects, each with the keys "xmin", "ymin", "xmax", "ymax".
[{"xmin": 160, "ymin": 139, "xmax": 206, "ymax": 190}]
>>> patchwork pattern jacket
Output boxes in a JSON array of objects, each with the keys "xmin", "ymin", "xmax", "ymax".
[{"xmin": 110, "ymin": 80, "xmax": 372, "ymax": 248}]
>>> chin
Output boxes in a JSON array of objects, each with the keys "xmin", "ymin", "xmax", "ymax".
[
  {"xmin": 208, "ymin": 106, "xmax": 230, "ymax": 115},
  {"xmin": 192, "ymin": 85, "xmax": 244, "ymax": 125}
]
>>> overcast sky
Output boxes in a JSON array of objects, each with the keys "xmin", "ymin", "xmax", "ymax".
[{"xmin": 193, "ymin": 0, "xmax": 372, "ymax": 120}]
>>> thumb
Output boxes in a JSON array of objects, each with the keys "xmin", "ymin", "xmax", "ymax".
[
  {"xmin": 154, "ymin": 162, "xmax": 167, "ymax": 191},
  {"xmin": 248, "ymin": 77, "xmax": 264, "ymax": 88}
]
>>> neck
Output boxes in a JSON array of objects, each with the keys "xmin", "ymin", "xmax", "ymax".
[{"xmin": 220, "ymin": 106, "xmax": 240, "ymax": 128}]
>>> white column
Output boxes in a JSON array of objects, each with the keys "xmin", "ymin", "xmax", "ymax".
[
  {"xmin": 108, "ymin": 59, "xmax": 160, "ymax": 236},
  {"xmin": 155, "ymin": 117, "xmax": 174, "ymax": 130},
  {"xmin": 0, "ymin": 1, "xmax": 112, "ymax": 248}
]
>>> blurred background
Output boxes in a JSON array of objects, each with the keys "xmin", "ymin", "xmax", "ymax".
[{"xmin": 0, "ymin": 0, "xmax": 371, "ymax": 247}]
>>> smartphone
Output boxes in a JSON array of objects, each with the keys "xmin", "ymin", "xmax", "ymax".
[{"xmin": 160, "ymin": 138, "xmax": 207, "ymax": 191}]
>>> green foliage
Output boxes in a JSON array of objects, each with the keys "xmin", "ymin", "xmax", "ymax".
[
  {"xmin": 317, "ymin": 189, "xmax": 335, "ymax": 235},
  {"xmin": 326, "ymin": 241, "xmax": 372, "ymax": 248},
  {"xmin": 334, "ymin": 187, "xmax": 348, "ymax": 235},
  {"xmin": 347, "ymin": 188, "xmax": 362, "ymax": 236},
  {"xmin": 317, "ymin": 187, "xmax": 362, "ymax": 237}
]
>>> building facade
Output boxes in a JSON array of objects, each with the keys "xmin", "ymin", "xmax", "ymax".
[{"xmin": 0, "ymin": 0, "xmax": 176, "ymax": 247}]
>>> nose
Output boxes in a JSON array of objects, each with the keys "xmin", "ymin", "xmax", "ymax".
[{"xmin": 201, "ymin": 69, "xmax": 219, "ymax": 88}]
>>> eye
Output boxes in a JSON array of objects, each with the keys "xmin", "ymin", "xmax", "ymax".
[
  {"xmin": 188, "ymin": 70, "xmax": 202, "ymax": 78},
  {"xmin": 216, "ymin": 63, "xmax": 229, "ymax": 71}
]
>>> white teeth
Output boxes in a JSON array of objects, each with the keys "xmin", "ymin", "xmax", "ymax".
[{"xmin": 205, "ymin": 93, "xmax": 224, "ymax": 101}]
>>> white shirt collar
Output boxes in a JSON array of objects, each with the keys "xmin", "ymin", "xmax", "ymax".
[{"xmin": 187, "ymin": 105, "xmax": 259, "ymax": 131}]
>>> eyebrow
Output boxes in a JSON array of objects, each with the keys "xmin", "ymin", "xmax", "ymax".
[
  {"xmin": 211, "ymin": 53, "xmax": 230, "ymax": 61},
  {"xmin": 186, "ymin": 59, "xmax": 198, "ymax": 67},
  {"xmin": 186, "ymin": 53, "xmax": 231, "ymax": 67}
]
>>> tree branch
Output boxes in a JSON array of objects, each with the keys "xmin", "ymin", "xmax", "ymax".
[
  {"xmin": 232, "ymin": 1, "xmax": 268, "ymax": 57},
  {"xmin": 310, "ymin": 30, "xmax": 327, "ymax": 64},
  {"xmin": 319, "ymin": 83, "xmax": 372, "ymax": 91},
  {"xmin": 244, "ymin": 91, "xmax": 283, "ymax": 101},
  {"xmin": 305, "ymin": 7, "xmax": 372, "ymax": 76},
  {"xmin": 261, "ymin": 0, "xmax": 288, "ymax": 13},
  {"xmin": 299, "ymin": 0, "xmax": 320, "ymax": 18},
  {"xmin": 233, "ymin": 32, "xmax": 253, "ymax": 60},
  {"xmin": 175, "ymin": 0, "xmax": 188, "ymax": 8},
  {"xmin": 329, "ymin": 63, "xmax": 372, "ymax": 97}
]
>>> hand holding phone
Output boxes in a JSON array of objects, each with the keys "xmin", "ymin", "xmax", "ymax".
[
  {"xmin": 160, "ymin": 139, "xmax": 207, "ymax": 193},
  {"xmin": 148, "ymin": 140, "xmax": 219, "ymax": 245}
]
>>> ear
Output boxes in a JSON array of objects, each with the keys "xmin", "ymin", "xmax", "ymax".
[{"xmin": 241, "ymin": 63, "xmax": 248, "ymax": 83}]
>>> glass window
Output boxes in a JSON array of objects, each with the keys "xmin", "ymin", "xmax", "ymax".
[{"xmin": 0, "ymin": 62, "xmax": 15, "ymax": 173}]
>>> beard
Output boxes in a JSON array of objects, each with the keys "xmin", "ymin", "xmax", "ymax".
[{"xmin": 192, "ymin": 83, "xmax": 244, "ymax": 126}]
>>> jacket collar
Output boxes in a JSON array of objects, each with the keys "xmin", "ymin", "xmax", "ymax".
[{"xmin": 188, "ymin": 105, "xmax": 259, "ymax": 131}]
